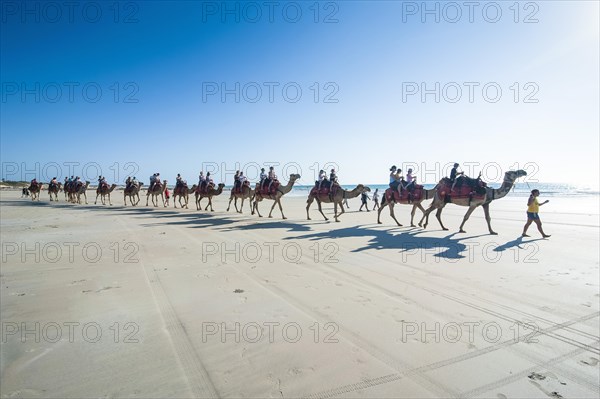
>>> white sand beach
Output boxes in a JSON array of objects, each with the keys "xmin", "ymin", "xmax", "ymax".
[{"xmin": 1, "ymin": 190, "xmax": 599, "ymax": 398}]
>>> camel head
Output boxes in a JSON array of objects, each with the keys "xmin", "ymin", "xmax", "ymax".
[
  {"xmin": 217, "ymin": 183, "xmax": 225, "ymax": 188},
  {"xmin": 289, "ymin": 174, "xmax": 301, "ymax": 182},
  {"xmin": 504, "ymin": 170, "xmax": 527, "ymax": 183},
  {"xmin": 362, "ymin": 186, "xmax": 371, "ymax": 192}
]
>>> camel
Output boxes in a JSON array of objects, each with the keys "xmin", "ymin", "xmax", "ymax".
[
  {"xmin": 419, "ymin": 170, "xmax": 527, "ymax": 234},
  {"xmin": 196, "ymin": 183, "xmax": 225, "ymax": 211},
  {"xmin": 173, "ymin": 183, "xmax": 197, "ymax": 209},
  {"xmin": 251, "ymin": 174, "xmax": 301, "ymax": 219},
  {"xmin": 28, "ymin": 182, "xmax": 42, "ymax": 201},
  {"xmin": 307, "ymin": 184, "xmax": 370, "ymax": 222},
  {"xmin": 226, "ymin": 183, "xmax": 255, "ymax": 213},
  {"xmin": 48, "ymin": 182, "xmax": 62, "ymax": 202},
  {"xmin": 95, "ymin": 183, "xmax": 117, "ymax": 206},
  {"xmin": 124, "ymin": 182, "xmax": 144, "ymax": 206},
  {"xmin": 146, "ymin": 180, "xmax": 168, "ymax": 207},
  {"xmin": 377, "ymin": 186, "xmax": 437, "ymax": 227},
  {"xmin": 74, "ymin": 181, "xmax": 90, "ymax": 204}
]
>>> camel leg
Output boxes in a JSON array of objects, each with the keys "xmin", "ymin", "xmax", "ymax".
[
  {"xmin": 124, "ymin": 193, "xmax": 127, "ymax": 206},
  {"xmin": 162, "ymin": 193, "xmax": 167, "ymax": 207},
  {"xmin": 419, "ymin": 203, "xmax": 437, "ymax": 228},
  {"xmin": 173, "ymin": 195, "xmax": 178, "ymax": 208},
  {"xmin": 410, "ymin": 204, "xmax": 420, "ymax": 227},
  {"xmin": 268, "ymin": 199, "xmax": 278, "ymax": 218},
  {"xmin": 108, "ymin": 193, "xmax": 112, "ymax": 206},
  {"xmin": 316, "ymin": 199, "xmax": 328, "ymax": 221},
  {"xmin": 276, "ymin": 198, "xmax": 286, "ymax": 219},
  {"xmin": 235, "ymin": 198, "xmax": 240, "ymax": 213},
  {"xmin": 146, "ymin": 192, "xmax": 150, "ymax": 206},
  {"xmin": 435, "ymin": 207, "xmax": 448, "ymax": 230},
  {"xmin": 306, "ymin": 196, "xmax": 314, "ymax": 220},
  {"xmin": 333, "ymin": 202, "xmax": 340, "ymax": 222},
  {"xmin": 482, "ymin": 203, "xmax": 497, "ymax": 235},
  {"xmin": 388, "ymin": 203, "xmax": 402, "ymax": 227},
  {"xmin": 83, "ymin": 193, "xmax": 88, "ymax": 204},
  {"xmin": 316, "ymin": 197, "xmax": 329, "ymax": 221},
  {"xmin": 94, "ymin": 193, "xmax": 100, "ymax": 204},
  {"xmin": 458, "ymin": 205, "xmax": 478, "ymax": 233},
  {"xmin": 377, "ymin": 200, "xmax": 388, "ymax": 224},
  {"xmin": 254, "ymin": 199, "xmax": 262, "ymax": 217},
  {"xmin": 239, "ymin": 197, "xmax": 245, "ymax": 213},
  {"xmin": 227, "ymin": 195, "xmax": 233, "ymax": 212}
]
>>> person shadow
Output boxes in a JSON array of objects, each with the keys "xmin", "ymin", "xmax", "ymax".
[{"xmin": 493, "ymin": 236, "xmax": 545, "ymax": 253}]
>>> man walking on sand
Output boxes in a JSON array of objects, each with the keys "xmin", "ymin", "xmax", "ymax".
[{"xmin": 522, "ymin": 189, "xmax": 551, "ymax": 238}]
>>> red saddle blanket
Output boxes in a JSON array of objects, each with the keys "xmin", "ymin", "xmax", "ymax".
[
  {"xmin": 385, "ymin": 185, "xmax": 425, "ymax": 203},
  {"xmin": 309, "ymin": 184, "xmax": 339, "ymax": 197},
  {"xmin": 437, "ymin": 182, "xmax": 486, "ymax": 200},
  {"xmin": 257, "ymin": 181, "xmax": 280, "ymax": 196}
]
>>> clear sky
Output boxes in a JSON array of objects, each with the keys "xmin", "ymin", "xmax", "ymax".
[{"xmin": 1, "ymin": 1, "xmax": 598, "ymax": 188}]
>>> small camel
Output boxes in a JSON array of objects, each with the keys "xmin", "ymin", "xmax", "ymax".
[
  {"xmin": 252, "ymin": 174, "xmax": 301, "ymax": 219},
  {"xmin": 307, "ymin": 184, "xmax": 369, "ymax": 222},
  {"xmin": 74, "ymin": 181, "xmax": 90, "ymax": 204},
  {"xmin": 377, "ymin": 186, "xmax": 436, "ymax": 227},
  {"xmin": 95, "ymin": 183, "xmax": 117, "ymax": 206},
  {"xmin": 227, "ymin": 183, "xmax": 255, "ymax": 213},
  {"xmin": 173, "ymin": 183, "xmax": 197, "ymax": 209},
  {"xmin": 419, "ymin": 170, "xmax": 527, "ymax": 234},
  {"xmin": 48, "ymin": 182, "xmax": 62, "ymax": 202},
  {"xmin": 196, "ymin": 183, "xmax": 225, "ymax": 211},
  {"xmin": 28, "ymin": 182, "xmax": 42, "ymax": 201},
  {"xmin": 146, "ymin": 180, "xmax": 168, "ymax": 207},
  {"xmin": 124, "ymin": 182, "xmax": 144, "ymax": 206}
]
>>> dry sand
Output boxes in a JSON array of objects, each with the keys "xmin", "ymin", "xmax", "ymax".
[{"xmin": 1, "ymin": 189, "xmax": 599, "ymax": 398}]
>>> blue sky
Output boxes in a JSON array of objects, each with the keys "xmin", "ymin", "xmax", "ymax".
[{"xmin": 1, "ymin": 1, "xmax": 598, "ymax": 188}]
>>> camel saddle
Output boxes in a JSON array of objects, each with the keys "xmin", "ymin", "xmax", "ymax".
[
  {"xmin": 100, "ymin": 182, "xmax": 109, "ymax": 190},
  {"xmin": 384, "ymin": 185, "xmax": 425, "ymax": 203},
  {"xmin": 174, "ymin": 184, "xmax": 188, "ymax": 196},
  {"xmin": 438, "ymin": 177, "xmax": 487, "ymax": 202},
  {"xmin": 258, "ymin": 180, "xmax": 279, "ymax": 196},
  {"xmin": 310, "ymin": 181, "xmax": 338, "ymax": 197},
  {"xmin": 234, "ymin": 181, "xmax": 251, "ymax": 194},
  {"xmin": 197, "ymin": 182, "xmax": 215, "ymax": 194}
]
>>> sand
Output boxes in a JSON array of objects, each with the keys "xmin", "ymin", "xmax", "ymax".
[{"xmin": 1, "ymin": 189, "xmax": 599, "ymax": 398}]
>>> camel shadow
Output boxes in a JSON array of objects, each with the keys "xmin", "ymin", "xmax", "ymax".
[
  {"xmin": 493, "ymin": 236, "xmax": 545, "ymax": 252},
  {"xmin": 219, "ymin": 220, "xmax": 312, "ymax": 233},
  {"xmin": 288, "ymin": 226, "xmax": 488, "ymax": 260}
]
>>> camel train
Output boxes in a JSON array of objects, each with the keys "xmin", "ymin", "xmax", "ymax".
[{"xmin": 23, "ymin": 167, "xmax": 528, "ymax": 234}]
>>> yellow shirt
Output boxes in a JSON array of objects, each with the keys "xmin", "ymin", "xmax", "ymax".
[{"xmin": 527, "ymin": 197, "xmax": 539, "ymax": 213}]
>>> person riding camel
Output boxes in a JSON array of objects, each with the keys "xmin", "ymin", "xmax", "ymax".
[
  {"xmin": 329, "ymin": 168, "xmax": 339, "ymax": 200},
  {"xmin": 31, "ymin": 178, "xmax": 38, "ymax": 187},
  {"xmin": 50, "ymin": 177, "xmax": 58, "ymax": 188},
  {"xmin": 233, "ymin": 170, "xmax": 241, "ymax": 193},
  {"xmin": 238, "ymin": 172, "xmax": 247, "ymax": 189},
  {"xmin": 395, "ymin": 168, "xmax": 404, "ymax": 197},
  {"xmin": 98, "ymin": 176, "xmax": 107, "ymax": 189},
  {"xmin": 267, "ymin": 166, "xmax": 278, "ymax": 192},
  {"xmin": 405, "ymin": 168, "xmax": 416, "ymax": 202},
  {"xmin": 125, "ymin": 176, "xmax": 132, "ymax": 189},
  {"xmin": 175, "ymin": 174, "xmax": 184, "ymax": 189},
  {"xmin": 198, "ymin": 171, "xmax": 205, "ymax": 187},
  {"xmin": 259, "ymin": 168, "xmax": 267, "ymax": 189},
  {"xmin": 204, "ymin": 172, "xmax": 213, "ymax": 189},
  {"xmin": 450, "ymin": 163, "xmax": 464, "ymax": 192},
  {"xmin": 149, "ymin": 173, "xmax": 158, "ymax": 191},
  {"xmin": 317, "ymin": 169, "xmax": 328, "ymax": 191}
]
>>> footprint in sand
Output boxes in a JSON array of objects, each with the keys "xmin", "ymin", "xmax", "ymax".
[
  {"xmin": 70, "ymin": 279, "xmax": 86, "ymax": 285},
  {"xmin": 96, "ymin": 286, "xmax": 121, "ymax": 292},
  {"xmin": 579, "ymin": 357, "xmax": 599, "ymax": 366},
  {"xmin": 234, "ymin": 289, "xmax": 244, "ymax": 293},
  {"xmin": 528, "ymin": 372, "xmax": 546, "ymax": 381},
  {"xmin": 496, "ymin": 394, "xmax": 507, "ymax": 399}
]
